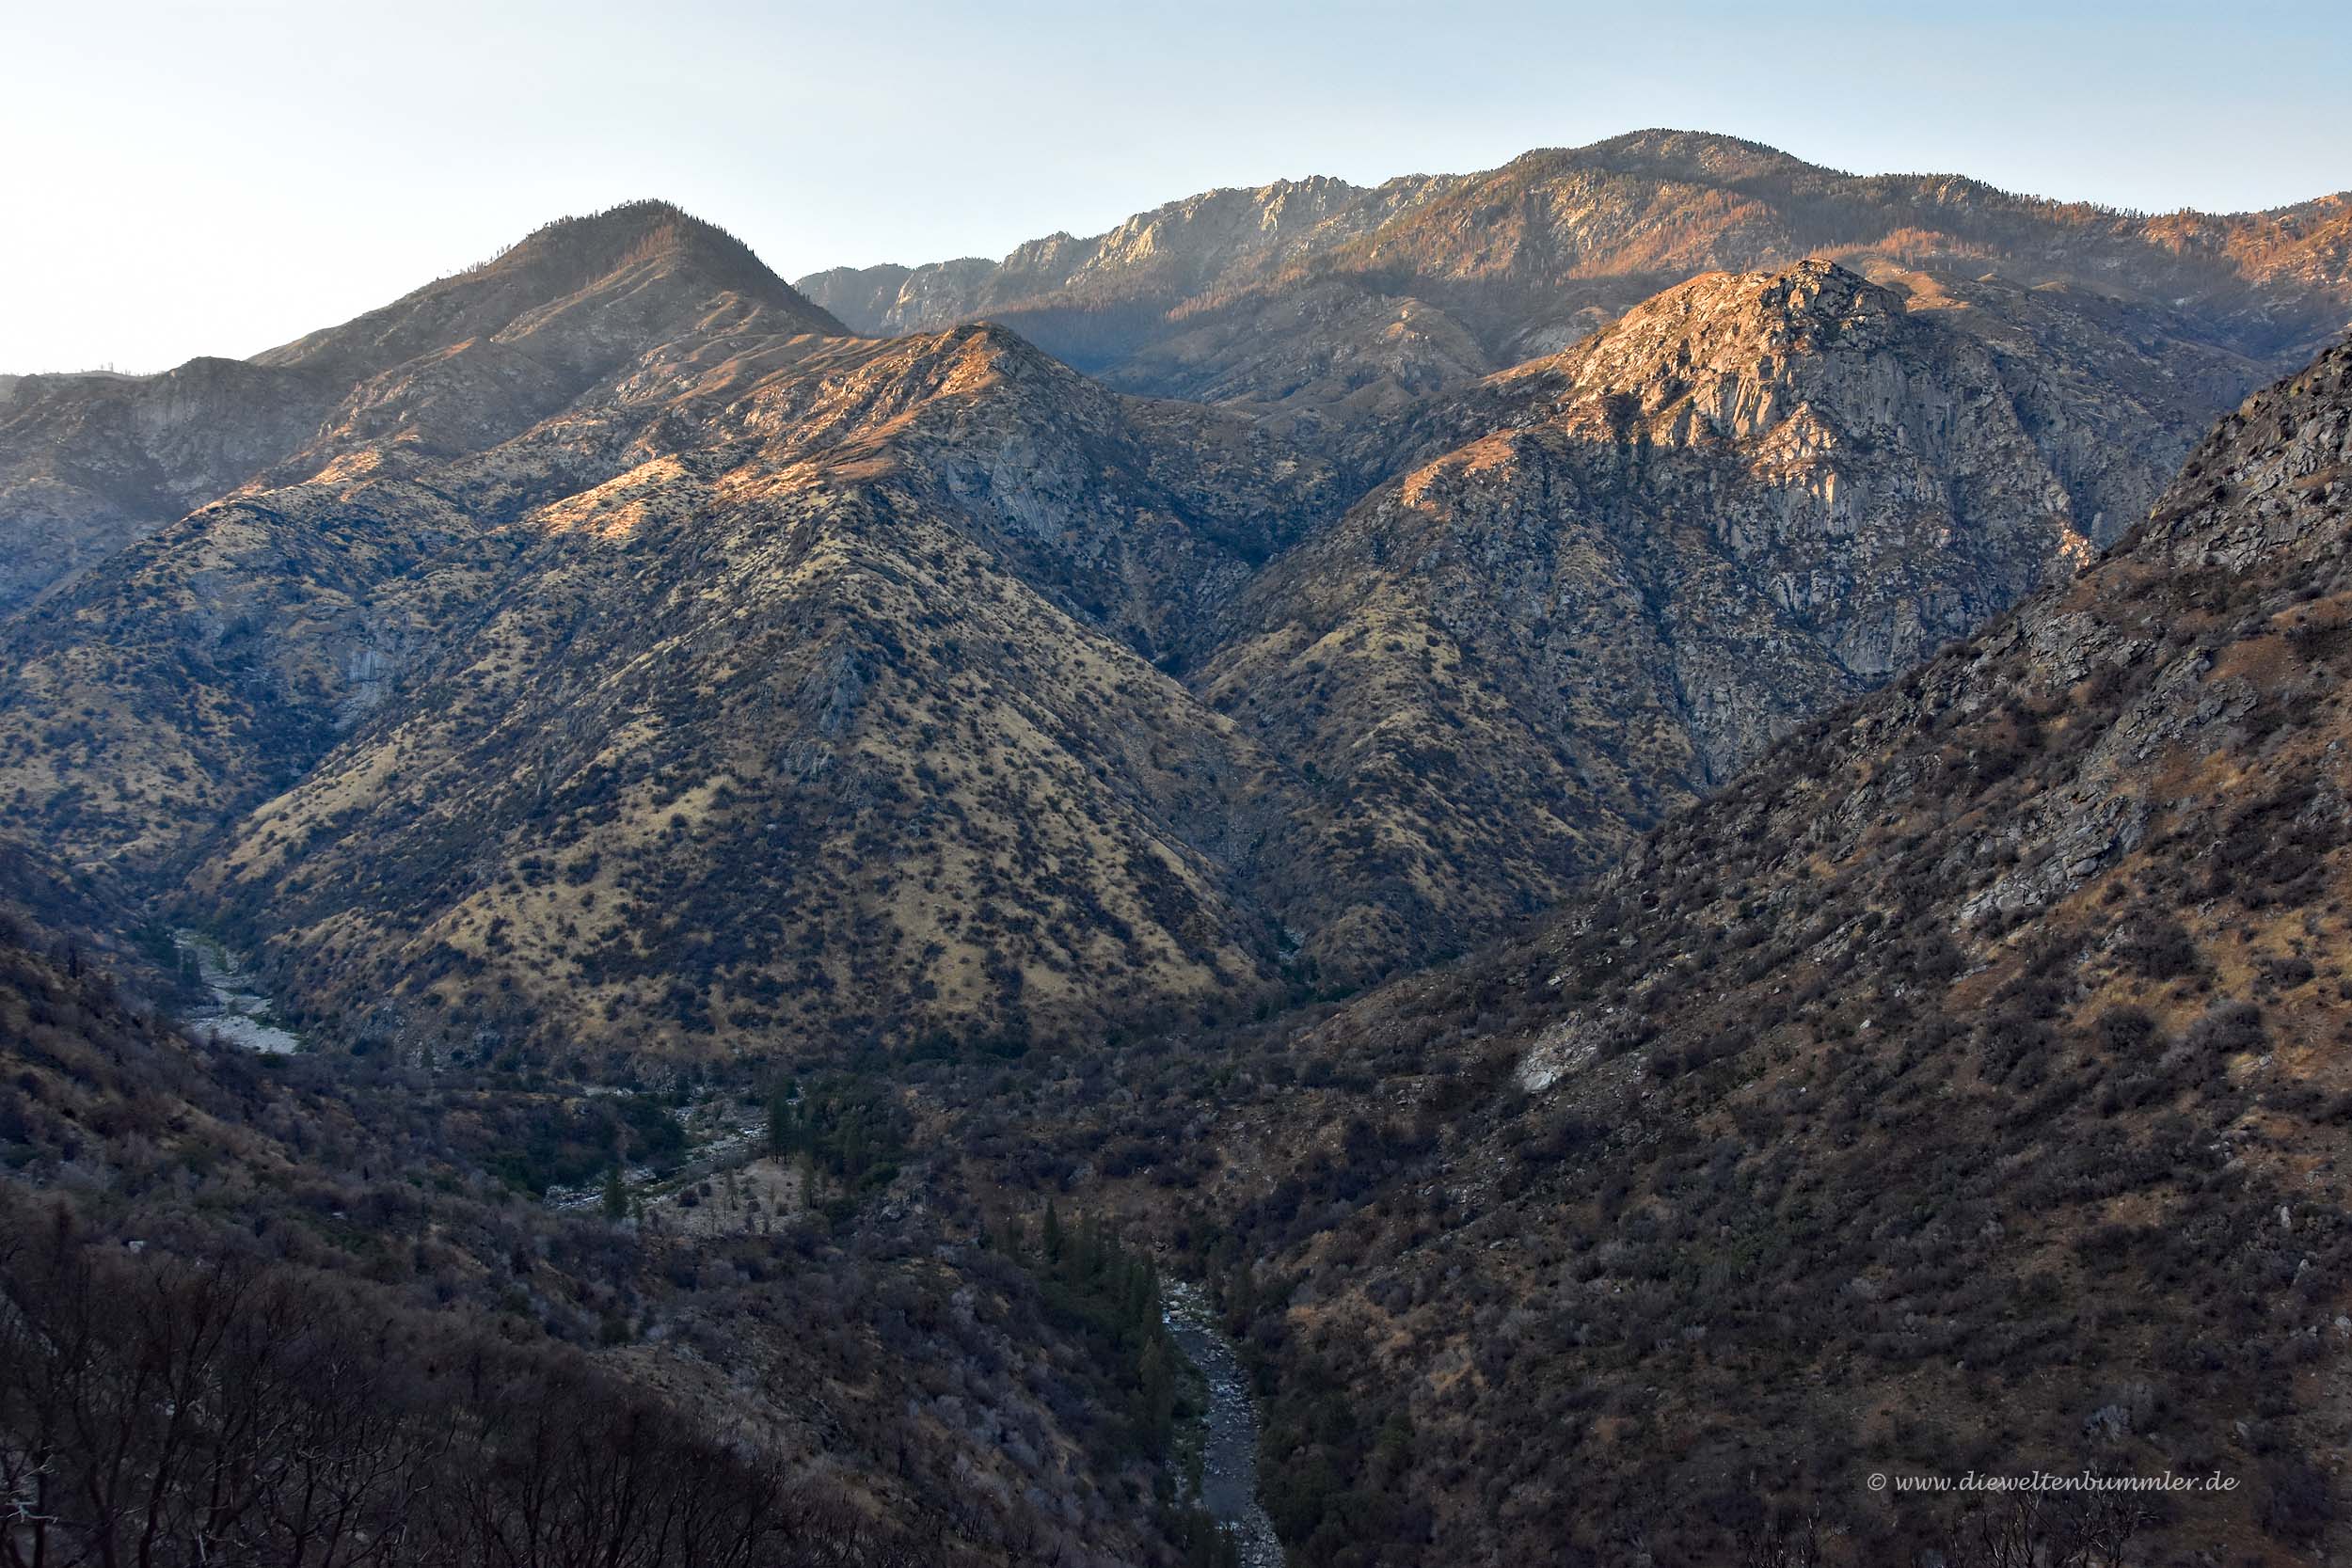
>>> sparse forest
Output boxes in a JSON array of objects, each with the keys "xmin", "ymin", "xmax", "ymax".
[{"xmin": 4, "ymin": 118, "xmax": 2351, "ymax": 1568}]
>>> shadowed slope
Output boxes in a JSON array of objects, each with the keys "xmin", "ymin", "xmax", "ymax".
[{"xmin": 1184, "ymin": 334, "xmax": 2352, "ymax": 1564}]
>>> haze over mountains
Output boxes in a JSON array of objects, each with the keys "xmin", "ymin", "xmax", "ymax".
[{"xmin": 4, "ymin": 129, "xmax": 2352, "ymax": 1566}]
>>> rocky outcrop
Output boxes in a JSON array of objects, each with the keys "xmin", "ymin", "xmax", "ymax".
[
  {"xmin": 1198, "ymin": 261, "xmax": 2118, "ymax": 971},
  {"xmin": 1191, "ymin": 332, "xmax": 2352, "ymax": 1568},
  {"xmin": 796, "ymin": 129, "xmax": 2349, "ymax": 429}
]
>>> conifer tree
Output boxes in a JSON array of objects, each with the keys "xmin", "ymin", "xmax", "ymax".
[
  {"xmin": 766, "ymin": 1089, "xmax": 795, "ymax": 1158},
  {"xmin": 1136, "ymin": 1334, "xmax": 1176, "ymax": 1452}
]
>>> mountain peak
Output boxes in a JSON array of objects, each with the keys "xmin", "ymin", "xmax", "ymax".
[
  {"xmin": 486, "ymin": 199, "xmax": 785, "ymax": 299},
  {"xmin": 1550, "ymin": 127, "xmax": 1814, "ymax": 180},
  {"xmin": 1741, "ymin": 256, "xmax": 1896, "ymax": 325},
  {"xmin": 256, "ymin": 200, "xmax": 843, "ymax": 377},
  {"xmin": 1679, "ymin": 255, "xmax": 1883, "ymax": 315},
  {"xmin": 1524, "ymin": 257, "xmax": 1901, "ymax": 395}
]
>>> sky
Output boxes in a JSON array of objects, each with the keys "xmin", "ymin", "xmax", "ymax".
[{"xmin": 6, "ymin": 0, "xmax": 2349, "ymax": 374}]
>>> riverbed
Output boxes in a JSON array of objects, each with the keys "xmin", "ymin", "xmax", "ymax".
[
  {"xmin": 1162, "ymin": 1279, "xmax": 1285, "ymax": 1567},
  {"xmin": 174, "ymin": 929, "xmax": 303, "ymax": 1053}
]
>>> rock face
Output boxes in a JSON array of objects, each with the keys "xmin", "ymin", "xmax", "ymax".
[
  {"xmin": 799, "ymin": 172, "xmax": 1455, "ymax": 347},
  {"xmin": 1201, "ymin": 334, "xmax": 2352, "ymax": 1564},
  {"xmin": 1200, "ymin": 261, "xmax": 2107, "ymax": 963},
  {"xmin": 0, "ymin": 358, "xmax": 339, "ymax": 613},
  {"xmin": 797, "ymin": 129, "xmax": 2348, "ymax": 426}
]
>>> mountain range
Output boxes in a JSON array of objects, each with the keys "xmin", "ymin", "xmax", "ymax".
[
  {"xmin": 4, "ymin": 130, "xmax": 2352, "ymax": 1566},
  {"xmin": 9, "ymin": 134, "xmax": 2348, "ymax": 1065},
  {"xmin": 799, "ymin": 129, "xmax": 2349, "ymax": 426}
]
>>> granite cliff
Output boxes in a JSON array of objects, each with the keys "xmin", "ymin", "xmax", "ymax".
[{"xmin": 799, "ymin": 129, "xmax": 2347, "ymax": 433}]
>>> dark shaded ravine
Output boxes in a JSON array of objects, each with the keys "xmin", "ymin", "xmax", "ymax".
[{"xmin": 1163, "ymin": 1280, "xmax": 1285, "ymax": 1567}]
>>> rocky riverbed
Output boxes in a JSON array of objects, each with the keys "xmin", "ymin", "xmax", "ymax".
[
  {"xmin": 1163, "ymin": 1279, "xmax": 1284, "ymax": 1567},
  {"xmin": 174, "ymin": 929, "xmax": 302, "ymax": 1053}
]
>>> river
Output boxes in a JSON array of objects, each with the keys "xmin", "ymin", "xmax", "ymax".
[
  {"xmin": 173, "ymin": 929, "xmax": 303, "ymax": 1053},
  {"xmin": 161, "ymin": 923, "xmax": 1282, "ymax": 1555},
  {"xmin": 1162, "ymin": 1279, "xmax": 1285, "ymax": 1568}
]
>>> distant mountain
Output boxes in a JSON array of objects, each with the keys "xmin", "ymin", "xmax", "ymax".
[
  {"xmin": 2, "ymin": 188, "xmax": 2323, "ymax": 1063},
  {"xmin": 798, "ymin": 130, "xmax": 2346, "ymax": 429},
  {"xmin": 0, "ymin": 206, "xmax": 842, "ymax": 866},
  {"xmin": 0, "ymin": 202, "xmax": 841, "ymax": 614},
  {"xmin": 254, "ymin": 200, "xmax": 842, "ymax": 380},
  {"xmin": 1175, "ymin": 331, "xmax": 2352, "ymax": 1564}
]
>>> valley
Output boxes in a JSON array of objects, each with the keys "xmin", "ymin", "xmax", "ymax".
[
  {"xmin": 172, "ymin": 927, "xmax": 303, "ymax": 1053},
  {"xmin": 4, "ymin": 125, "xmax": 2351, "ymax": 1567}
]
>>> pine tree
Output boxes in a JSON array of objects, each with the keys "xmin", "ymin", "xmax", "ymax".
[
  {"xmin": 601, "ymin": 1162, "xmax": 628, "ymax": 1221},
  {"xmin": 1041, "ymin": 1199, "xmax": 1063, "ymax": 1266},
  {"xmin": 1372, "ymin": 1407, "xmax": 1415, "ymax": 1486},
  {"xmin": 766, "ymin": 1089, "xmax": 795, "ymax": 1158},
  {"xmin": 839, "ymin": 1111, "xmax": 867, "ymax": 1183},
  {"xmin": 1126, "ymin": 1254, "xmax": 1159, "ymax": 1332},
  {"xmin": 1136, "ymin": 1334, "xmax": 1176, "ymax": 1454},
  {"xmin": 1227, "ymin": 1262, "xmax": 1256, "ymax": 1333}
]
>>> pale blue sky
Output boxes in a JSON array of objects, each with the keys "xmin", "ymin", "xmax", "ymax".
[{"xmin": 7, "ymin": 0, "xmax": 2348, "ymax": 373}]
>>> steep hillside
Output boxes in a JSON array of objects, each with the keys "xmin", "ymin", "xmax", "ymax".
[
  {"xmin": 1, "ymin": 263, "xmax": 1368, "ymax": 1060},
  {"xmin": 0, "ymin": 906, "xmax": 1236, "ymax": 1568},
  {"xmin": 0, "ymin": 474, "xmax": 508, "ymax": 870},
  {"xmin": 0, "ymin": 202, "xmax": 843, "ymax": 614},
  {"xmin": 9, "ymin": 208, "xmax": 2284, "ymax": 1063},
  {"xmin": 0, "ymin": 213, "xmax": 908, "ymax": 880},
  {"xmin": 1150, "ymin": 336, "xmax": 2352, "ymax": 1563},
  {"xmin": 1203, "ymin": 261, "xmax": 2106, "ymax": 963},
  {"xmin": 798, "ymin": 130, "xmax": 2347, "ymax": 428},
  {"xmin": 195, "ymin": 328, "xmax": 1347, "ymax": 1062}
]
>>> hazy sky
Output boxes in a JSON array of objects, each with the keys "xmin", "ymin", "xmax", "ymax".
[{"xmin": 8, "ymin": 0, "xmax": 2349, "ymax": 373}]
